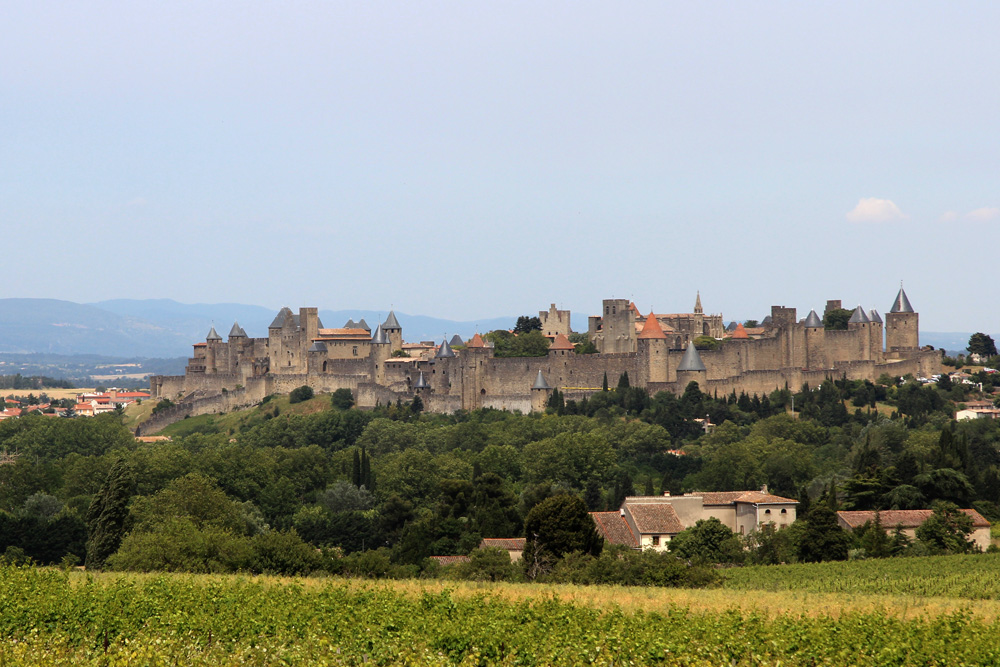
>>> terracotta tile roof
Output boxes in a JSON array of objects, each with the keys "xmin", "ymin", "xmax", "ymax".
[
  {"xmin": 744, "ymin": 327, "xmax": 766, "ymax": 336},
  {"xmin": 838, "ymin": 509, "xmax": 990, "ymax": 530},
  {"xmin": 591, "ymin": 512, "xmax": 638, "ymax": 548},
  {"xmin": 550, "ymin": 333, "xmax": 575, "ymax": 350},
  {"xmin": 700, "ymin": 491, "xmax": 797, "ymax": 505},
  {"xmin": 480, "ymin": 538, "xmax": 526, "ymax": 551},
  {"xmin": 429, "ymin": 555, "xmax": 470, "ymax": 566},
  {"xmin": 624, "ymin": 502, "xmax": 685, "ymax": 534},
  {"xmin": 466, "ymin": 333, "xmax": 487, "ymax": 348},
  {"xmin": 193, "ymin": 342, "xmax": 207, "ymax": 347},
  {"xmin": 731, "ymin": 323, "xmax": 749, "ymax": 339},
  {"xmin": 638, "ymin": 312, "xmax": 668, "ymax": 340}
]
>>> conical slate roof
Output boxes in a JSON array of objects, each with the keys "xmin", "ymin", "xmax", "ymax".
[
  {"xmin": 890, "ymin": 287, "xmax": 914, "ymax": 313},
  {"xmin": 269, "ymin": 307, "xmax": 292, "ymax": 329},
  {"xmin": 307, "ymin": 341, "xmax": 327, "ymax": 352},
  {"xmin": 677, "ymin": 341, "xmax": 706, "ymax": 372},
  {"xmin": 344, "ymin": 318, "xmax": 357, "ymax": 329},
  {"xmin": 762, "ymin": 315, "xmax": 772, "ymax": 325},
  {"xmin": 638, "ymin": 313, "xmax": 668, "ymax": 340},
  {"xmin": 206, "ymin": 326, "xmax": 222, "ymax": 341},
  {"xmin": 449, "ymin": 334, "xmax": 464, "ymax": 347},
  {"xmin": 435, "ymin": 338, "xmax": 456, "ymax": 358},
  {"xmin": 357, "ymin": 318, "xmax": 371, "ymax": 332},
  {"xmin": 849, "ymin": 305, "xmax": 870, "ymax": 324},
  {"xmin": 413, "ymin": 371, "xmax": 428, "ymax": 389},
  {"xmin": 532, "ymin": 370, "xmax": 551, "ymax": 390},
  {"xmin": 371, "ymin": 324, "xmax": 388, "ymax": 344},
  {"xmin": 803, "ymin": 310, "xmax": 823, "ymax": 328},
  {"xmin": 869, "ymin": 309, "xmax": 883, "ymax": 324},
  {"xmin": 316, "ymin": 317, "xmax": 324, "ymax": 329},
  {"xmin": 725, "ymin": 321, "xmax": 738, "ymax": 332},
  {"xmin": 382, "ymin": 311, "xmax": 401, "ymax": 329},
  {"xmin": 229, "ymin": 322, "xmax": 245, "ymax": 337}
]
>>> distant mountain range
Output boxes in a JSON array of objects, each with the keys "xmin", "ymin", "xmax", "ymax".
[
  {"xmin": 0, "ymin": 298, "xmax": 990, "ymax": 359},
  {"xmin": 0, "ymin": 298, "xmax": 521, "ymax": 358}
]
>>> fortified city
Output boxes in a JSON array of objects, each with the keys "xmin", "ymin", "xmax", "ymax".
[{"xmin": 145, "ymin": 285, "xmax": 938, "ymax": 432}]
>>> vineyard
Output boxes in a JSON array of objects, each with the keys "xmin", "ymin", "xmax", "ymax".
[
  {"xmin": 722, "ymin": 552, "xmax": 1000, "ymax": 600},
  {"xmin": 2, "ymin": 565, "xmax": 1000, "ymax": 666}
]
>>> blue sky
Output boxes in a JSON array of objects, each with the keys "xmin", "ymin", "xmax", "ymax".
[{"xmin": 3, "ymin": 2, "xmax": 998, "ymax": 331}]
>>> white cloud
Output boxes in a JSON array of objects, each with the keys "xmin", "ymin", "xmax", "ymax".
[
  {"xmin": 846, "ymin": 198, "xmax": 907, "ymax": 223},
  {"xmin": 939, "ymin": 211, "xmax": 959, "ymax": 222},
  {"xmin": 966, "ymin": 207, "xmax": 999, "ymax": 221}
]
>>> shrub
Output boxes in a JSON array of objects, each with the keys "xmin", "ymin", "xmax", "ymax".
[{"xmin": 289, "ymin": 386, "xmax": 314, "ymax": 404}]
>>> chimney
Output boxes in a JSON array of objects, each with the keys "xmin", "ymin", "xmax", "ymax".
[{"xmin": 761, "ymin": 484, "xmax": 768, "ymax": 494}]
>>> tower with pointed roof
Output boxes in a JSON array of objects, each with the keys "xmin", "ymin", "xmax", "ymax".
[
  {"xmin": 530, "ymin": 370, "xmax": 553, "ymax": 412},
  {"xmin": 868, "ymin": 308, "xmax": 884, "ymax": 363},
  {"xmin": 802, "ymin": 309, "xmax": 827, "ymax": 370},
  {"xmin": 637, "ymin": 312, "xmax": 669, "ymax": 383},
  {"xmin": 381, "ymin": 311, "xmax": 402, "ymax": 353},
  {"xmin": 847, "ymin": 305, "xmax": 872, "ymax": 361},
  {"xmin": 459, "ymin": 332, "xmax": 493, "ymax": 410},
  {"xmin": 675, "ymin": 341, "xmax": 707, "ymax": 390},
  {"xmin": 885, "ymin": 285, "xmax": 918, "ymax": 355}
]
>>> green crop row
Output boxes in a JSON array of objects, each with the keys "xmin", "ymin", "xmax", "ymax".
[
  {"xmin": 0, "ymin": 565, "xmax": 998, "ymax": 666},
  {"xmin": 723, "ymin": 552, "xmax": 1000, "ymax": 599}
]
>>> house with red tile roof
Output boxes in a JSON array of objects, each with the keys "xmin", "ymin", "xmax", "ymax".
[
  {"xmin": 479, "ymin": 537, "xmax": 526, "ymax": 562},
  {"xmin": 837, "ymin": 509, "xmax": 992, "ymax": 552},
  {"xmin": 592, "ymin": 487, "xmax": 798, "ymax": 551}
]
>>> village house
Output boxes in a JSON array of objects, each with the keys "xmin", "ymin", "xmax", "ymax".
[
  {"xmin": 836, "ymin": 509, "xmax": 992, "ymax": 551},
  {"xmin": 591, "ymin": 488, "xmax": 798, "ymax": 552}
]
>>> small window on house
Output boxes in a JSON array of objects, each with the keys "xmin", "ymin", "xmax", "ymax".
[
  {"xmin": 353, "ymin": 346, "xmax": 358, "ymax": 356},
  {"xmin": 780, "ymin": 508, "xmax": 787, "ymax": 514},
  {"xmin": 765, "ymin": 509, "xmax": 771, "ymax": 515},
  {"xmin": 651, "ymin": 535, "xmax": 660, "ymax": 546}
]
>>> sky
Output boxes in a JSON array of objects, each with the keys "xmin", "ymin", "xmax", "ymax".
[{"xmin": 2, "ymin": 2, "xmax": 998, "ymax": 332}]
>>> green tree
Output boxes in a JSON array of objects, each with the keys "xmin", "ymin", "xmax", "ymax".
[
  {"xmin": 668, "ymin": 517, "xmax": 743, "ymax": 564},
  {"xmin": 513, "ymin": 316, "xmax": 542, "ymax": 334},
  {"xmin": 967, "ymin": 332, "xmax": 997, "ymax": 358},
  {"xmin": 331, "ymin": 388, "xmax": 355, "ymax": 410},
  {"xmin": 693, "ymin": 336, "xmax": 719, "ymax": 351},
  {"xmin": 289, "ymin": 385, "xmax": 314, "ymax": 404},
  {"xmin": 85, "ymin": 458, "xmax": 137, "ymax": 570},
  {"xmin": 915, "ymin": 502, "xmax": 978, "ymax": 554},
  {"xmin": 523, "ymin": 495, "xmax": 602, "ymax": 578},
  {"xmin": 797, "ymin": 506, "xmax": 850, "ymax": 562},
  {"xmin": 823, "ymin": 308, "xmax": 852, "ymax": 330}
]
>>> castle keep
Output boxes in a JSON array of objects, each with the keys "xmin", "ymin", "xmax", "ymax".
[{"xmin": 146, "ymin": 287, "xmax": 938, "ymax": 430}]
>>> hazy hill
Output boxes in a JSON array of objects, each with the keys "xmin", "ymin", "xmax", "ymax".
[
  {"xmin": 0, "ymin": 299, "xmax": 190, "ymax": 357},
  {"xmin": 93, "ymin": 299, "xmax": 519, "ymax": 348}
]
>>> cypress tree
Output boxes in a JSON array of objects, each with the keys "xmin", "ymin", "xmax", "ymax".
[
  {"xmin": 352, "ymin": 448, "xmax": 362, "ymax": 487},
  {"xmin": 361, "ymin": 448, "xmax": 372, "ymax": 490},
  {"xmin": 602, "ymin": 373, "xmax": 609, "ymax": 392},
  {"xmin": 85, "ymin": 458, "xmax": 136, "ymax": 570},
  {"xmin": 617, "ymin": 372, "xmax": 630, "ymax": 389}
]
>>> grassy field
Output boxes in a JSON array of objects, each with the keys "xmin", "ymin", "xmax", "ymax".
[
  {"xmin": 154, "ymin": 393, "xmax": 331, "ymax": 437},
  {"xmin": 2, "ymin": 565, "xmax": 1000, "ymax": 666}
]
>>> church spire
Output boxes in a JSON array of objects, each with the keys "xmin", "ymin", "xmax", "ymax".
[{"xmin": 694, "ymin": 291, "xmax": 703, "ymax": 315}]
